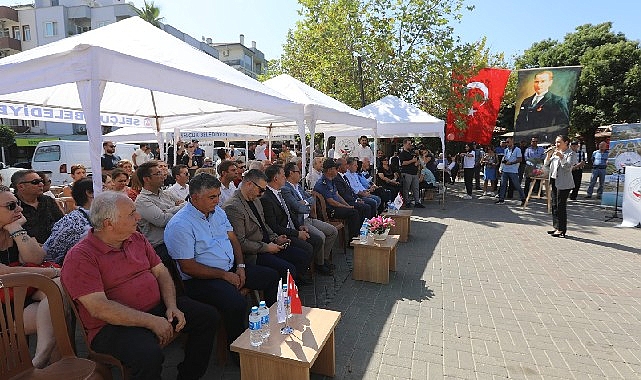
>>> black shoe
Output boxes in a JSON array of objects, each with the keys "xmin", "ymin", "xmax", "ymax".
[
  {"xmin": 552, "ymin": 232, "xmax": 566, "ymax": 238},
  {"xmin": 584, "ymin": 195, "xmax": 592, "ymax": 199},
  {"xmin": 520, "ymin": 199, "xmax": 526, "ymax": 206},
  {"xmin": 414, "ymin": 203, "xmax": 425, "ymax": 208},
  {"xmin": 569, "ymin": 197, "xmax": 577, "ymax": 200},
  {"xmin": 547, "ymin": 230, "xmax": 556, "ymax": 234},
  {"xmin": 495, "ymin": 200, "xmax": 505, "ymax": 204},
  {"xmin": 315, "ymin": 264, "xmax": 333, "ymax": 276}
]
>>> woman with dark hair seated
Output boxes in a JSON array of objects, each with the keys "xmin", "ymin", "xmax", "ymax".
[
  {"xmin": 376, "ymin": 159, "xmax": 402, "ymax": 198},
  {"xmin": 43, "ymin": 178, "xmax": 94, "ymax": 265}
]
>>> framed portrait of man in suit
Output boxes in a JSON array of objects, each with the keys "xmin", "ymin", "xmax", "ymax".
[{"xmin": 514, "ymin": 66, "xmax": 581, "ymax": 144}]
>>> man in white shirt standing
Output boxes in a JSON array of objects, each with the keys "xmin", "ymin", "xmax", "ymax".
[
  {"xmin": 132, "ymin": 143, "xmax": 151, "ymax": 168},
  {"xmin": 353, "ymin": 136, "xmax": 374, "ymax": 163},
  {"xmin": 218, "ymin": 160, "xmax": 238, "ymax": 205},
  {"xmin": 255, "ymin": 139, "xmax": 267, "ymax": 161},
  {"xmin": 167, "ymin": 164, "xmax": 190, "ymax": 201}
]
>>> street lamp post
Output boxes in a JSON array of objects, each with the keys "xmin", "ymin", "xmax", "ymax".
[{"xmin": 354, "ymin": 52, "xmax": 365, "ymax": 107}]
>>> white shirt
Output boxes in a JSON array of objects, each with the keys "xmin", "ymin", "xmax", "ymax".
[
  {"xmin": 167, "ymin": 183, "xmax": 189, "ymax": 202},
  {"xmin": 463, "ymin": 151, "xmax": 476, "ymax": 169},
  {"xmin": 219, "ymin": 181, "xmax": 237, "ymax": 205},
  {"xmin": 353, "ymin": 145, "xmax": 374, "ymax": 162},
  {"xmin": 306, "ymin": 169, "xmax": 321, "ymax": 189},
  {"xmin": 255, "ymin": 144, "xmax": 267, "ymax": 160},
  {"xmin": 133, "ymin": 148, "xmax": 151, "ymax": 166}
]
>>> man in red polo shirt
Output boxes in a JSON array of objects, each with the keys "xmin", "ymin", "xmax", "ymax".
[{"xmin": 62, "ymin": 191, "xmax": 219, "ymax": 380}]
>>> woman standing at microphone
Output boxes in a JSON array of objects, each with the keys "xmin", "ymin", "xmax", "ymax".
[{"xmin": 544, "ymin": 135, "xmax": 577, "ymax": 238}]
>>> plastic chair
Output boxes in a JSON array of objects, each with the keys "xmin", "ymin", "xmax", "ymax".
[
  {"xmin": 0, "ymin": 272, "xmax": 103, "ymax": 380},
  {"xmin": 311, "ymin": 191, "xmax": 347, "ymax": 254}
]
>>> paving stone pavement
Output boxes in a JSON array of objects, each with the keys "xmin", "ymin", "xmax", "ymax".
[{"xmin": 79, "ymin": 174, "xmax": 640, "ymax": 379}]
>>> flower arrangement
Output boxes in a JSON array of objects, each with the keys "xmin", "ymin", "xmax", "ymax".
[{"xmin": 367, "ymin": 216, "xmax": 395, "ymax": 235}]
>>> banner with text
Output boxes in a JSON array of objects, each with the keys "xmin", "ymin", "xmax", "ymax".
[
  {"xmin": 601, "ymin": 123, "xmax": 641, "ymax": 212},
  {"xmin": 621, "ymin": 166, "xmax": 641, "ymax": 227},
  {"xmin": 514, "ymin": 66, "xmax": 580, "ymax": 144},
  {"xmin": 0, "ymin": 102, "xmax": 154, "ymax": 128}
]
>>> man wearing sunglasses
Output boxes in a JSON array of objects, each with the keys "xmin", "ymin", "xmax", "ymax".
[
  {"xmin": 223, "ymin": 169, "xmax": 312, "ymax": 283},
  {"xmin": 101, "ymin": 140, "xmax": 121, "ymax": 175},
  {"xmin": 11, "ymin": 170, "xmax": 63, "ymax": 243}
]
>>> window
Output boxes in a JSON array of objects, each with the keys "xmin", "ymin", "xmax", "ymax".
[
  {"xmin": 12, "ymin": 26, "xmax": 21, "ymax": 41},
  {"xmin": 33, "ymin": 145, "xmax": 61, "ymax": 162},
  {"xmin": 22, "ymin": 25, "xmax": 31, "ymax": 41},
  {"xmin": 44, "ymin": 22, "xmax": 58, "ymax": 37},
  {"xmin": 0, "ymin": 28, "xmax": 8, "ymax": 38},
  {"xmin": 76, "ymin": 25, "xmax": 90, "ymax": 34}
]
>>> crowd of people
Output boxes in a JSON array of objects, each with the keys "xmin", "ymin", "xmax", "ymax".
[{"xmin": 0, "ymin": 133, "xmax": 606, "ymax": 377}]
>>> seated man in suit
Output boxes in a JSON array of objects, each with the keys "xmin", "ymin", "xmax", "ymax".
[
  {"xmin": 281, "ymin": 162, "xmax": 338, "ymax": 275},
  {"xmin": 261, "ymin": 164, "xmax": 319, "ymax": 280},
  {"xmin": 344, "ymin": 157, "xmax": 383, "ymax": 212},
  {"xmin": 313, "ymin": 159, "xmax": 361, "ymax": 239},
  {"xmin": 334, "ymin": 158, "xmax": 375, "ymax": 220},
  {"xmin": 165, "ymin": 173, "xmax": 280, "ymax": 346},
  {"xmin": 62, "ymin": 191, "xmax": 218, "ymax": 380},
  {"xmin": 223, "ymin": 169, "xmax": 312, "ymax": 283}
]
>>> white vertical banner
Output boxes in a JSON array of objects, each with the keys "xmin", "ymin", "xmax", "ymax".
[{"xmin": 621, "ymin": 166, "xmax": 641, "ymax": 227}]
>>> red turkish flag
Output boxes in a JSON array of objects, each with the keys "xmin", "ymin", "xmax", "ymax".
[
  {"xmin": 287, "ymin": 271, "xmax": 302, "ymax": 314},
  {"xmin": 446, "ymin": 68, "xmax": 511, "ymax": 145}
]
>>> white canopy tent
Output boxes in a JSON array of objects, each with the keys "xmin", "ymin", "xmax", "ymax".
[{"xmin": 0, "ymin": 17, "xmax": 305, "ymax": 192}]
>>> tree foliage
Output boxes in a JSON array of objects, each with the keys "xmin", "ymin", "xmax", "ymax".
[
  {"xmin": 515, "ymin": 22, "xmax": 641, "ymax": 152},
  {"xmin": 0, "ymin": 125, "xmax": 16, "ymax": 150},
  {"xmin": 135, "ymin": 1, "xmax": 164, "ymax": 28},
  {"xmin": 276, "ymin": 0, "xmax": 500, "ymax": 122}
]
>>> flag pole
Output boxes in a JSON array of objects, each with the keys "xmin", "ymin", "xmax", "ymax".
[{"xmin": 280, "ymin": 270, "xmax": 293, "ymax": 335}]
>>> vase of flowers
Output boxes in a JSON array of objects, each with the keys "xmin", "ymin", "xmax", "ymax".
[{"xmin": 367, "ymin": 216, "xmax": 395, "ymax": 241}]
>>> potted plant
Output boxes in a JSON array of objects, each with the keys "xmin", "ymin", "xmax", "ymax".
[{"xmin": 367, "ymin": 215, "xmax": 395, "ymax": 240}]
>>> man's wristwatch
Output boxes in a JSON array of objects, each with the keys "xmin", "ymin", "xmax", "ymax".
[{"xmin": 237, "ymin": 264, "xmax": 246, "ymax": 269}]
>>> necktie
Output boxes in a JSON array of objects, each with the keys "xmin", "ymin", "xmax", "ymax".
[
  {"xmin": 532, "ymin": 96, "xmax": 541, "ymax": 106},
  {"xmin": 276, "ymin": 191, "xmax": 295, "ymax": 229}
]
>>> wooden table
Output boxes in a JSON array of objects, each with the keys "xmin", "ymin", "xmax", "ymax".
[
  {"xmin": 381, "ymin": 210, "xmax": 412, "ymax": 242},
  {"xmin": 230, "ymin": 306, "xmax": 341, "ymax": 380},
  {"xmin": 350, "ymin": 235, "xmax": 399, "ymax": 284}
]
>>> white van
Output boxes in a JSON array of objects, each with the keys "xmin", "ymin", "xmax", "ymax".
[{"xmin": 32, "ymin": 140, "xmax": 138, "ymax": 186}]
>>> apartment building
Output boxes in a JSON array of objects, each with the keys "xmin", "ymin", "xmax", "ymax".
[{"xmin": 211, "ymin": 34, "xmax": 267, "ymax": 79}]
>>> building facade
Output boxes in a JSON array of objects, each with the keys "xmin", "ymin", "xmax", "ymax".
[{"xmin": 211, "ymin": 34, "xmax": 267, "ymax": 79}]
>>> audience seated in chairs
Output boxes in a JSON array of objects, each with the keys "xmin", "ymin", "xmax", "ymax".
[
  {"xmin": 44, "ymin": 178, "xmax": 94, "ymax": 265},
  {"xmin": 334, "ymin": 158, "xmax": 376, "ymax": 219},
  {"xmin": 62, "ymin": 191, "xmax": 219, "ymax": 380},
  {"xmin": 376, "ymin": 159, "xmax": 402, "ymax": 199},
  {"xmin": 222, "ymin": 169, "xmax": 312, "ymax": 283},
  {"xmin": 164, "ymin": 173, "xmax": 279, "ymax": 346},
  {"xmin": 0, "ymin": 185, "xmax": 63, "ymax": 369}
]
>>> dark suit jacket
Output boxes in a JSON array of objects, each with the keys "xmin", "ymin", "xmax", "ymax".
[
  {"xmin": 334, "ymin": 173, "xmax": 358, "ymax": 205},
  {"xmin": 281, "ymin": 181, "xmax": 314, "ymax": 227},
  {"xmin": 515, "ymin": 91, "xmax": 569, "ymax": 132},
  {"xmin": 260, "ymin": 189, "xmax": 301, "ymax": 238},
  {"xmin": 222, "ymin": 190, "xmax": 277, "ymax": 262}
]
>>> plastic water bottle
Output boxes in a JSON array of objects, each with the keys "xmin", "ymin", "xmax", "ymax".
[
  {"xmin": 387, "ymin": 201, "xmax": 395, "ymax": 214},
  {"xmin": 283, "ymin": 284, "xmax": 291, "ymax": 318},
  {"xmin": 258, "ymin": 300, "xmax": 270, "ymax": 340},
  {"xmin": 359, "ymin": 219, "xmax": 369, "ymax": 243},
  {"xmin": 249, "ymin": 306, "xmax": 263, "ymax": 347}
]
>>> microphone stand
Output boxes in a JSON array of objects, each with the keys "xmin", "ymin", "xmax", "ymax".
[{"xmin": 605, "ymin": 167, "xmax": 624, "ymax": 222}]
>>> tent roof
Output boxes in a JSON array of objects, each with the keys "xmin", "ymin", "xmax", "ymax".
[
  {"xmin": 355, "ymin": 95, "xmax": 444, "ymax": 138},
  {"xmin": 0, "ymin": 17, "xmax": 303, "ymax": 125}
]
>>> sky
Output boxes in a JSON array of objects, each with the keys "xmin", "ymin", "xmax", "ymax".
[{"xmin": 1, "ymin": 0, "xmax": 640, "ymax": 62}]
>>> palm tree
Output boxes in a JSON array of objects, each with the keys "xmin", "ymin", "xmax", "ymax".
[{"xmin": 134, "ymin": 1, "xmax": 164, "ymax": 28}]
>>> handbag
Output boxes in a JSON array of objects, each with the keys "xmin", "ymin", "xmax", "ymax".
[{"xmin": 0, "ymin": 261, "xmax": 60, "ymax": 302}]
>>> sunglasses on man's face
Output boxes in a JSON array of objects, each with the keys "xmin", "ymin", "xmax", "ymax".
[
  {"xmin": 251, "ymin": 181, "xmax": 267, "ymax": 194},
  {"xmin": 20, "ymin": 179, "xmax": 44, "ymax": 185},
  {"xmin": 3, "ymin": 200, "xmax": 21, "ymax": 211}
]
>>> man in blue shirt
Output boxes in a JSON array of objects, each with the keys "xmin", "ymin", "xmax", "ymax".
[
  {"xmin": 524, "ymin": 136, "xmax": 546, "ymax": 194},
  {"xmin": 314, "ymin": 159, "xmax": 361, "ymax": 238},
  {"xmin": 344, "ymin": 157, "xmax": 381, "ymax": 212},
  {"xmin": 585, "ymin": 141, "xmax": 609, "ymax": 199},
  {"xmin": 165, "ymin": 173, "xmax": 279, "ymax": 346},
  {"xmin": 495, "ymin": 137, "xmax": 526, "ymax": 205}
]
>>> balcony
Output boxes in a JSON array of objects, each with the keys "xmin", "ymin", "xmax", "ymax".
[
  {"xmin": 67, "ymin": 5, "xmax": 91, "ymax": 20},
  {"xmin": 0, "ymin": 6, "xmax": 19, "ymax": 23},
  {"xmin": 0, "ymin": 36, "xmax": 22, "ymax": 53}
]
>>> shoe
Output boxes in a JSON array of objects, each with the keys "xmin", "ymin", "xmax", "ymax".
[
  {"xmin": 596, "ymin": 196, "xmax": 602, "ymax": 200},
  {"xmin": 414, "ymin": 202, "xmax": 425, "ymax": 208},
  {"xmin": 495, "ymin": 200, "xmax": 505, "ymax": 204},
  {"xmin": 520, "ymin": 199, "xmax": 526, "ymax": 206},
  {"xmin": 315, "ymin": 264, "xmax": 333, "ymax": 276},
  {"xmin": 569, "ymin": 197, "xmax": 577, "ymax": 200},
  {"xmin": 547, "ymin": 230, "xmax": 556, "ymax": 234},
  {"xmin": 463, "ymin": 195, "xmax": 472, "ymax": 200},
  {"xmin": 584, "ymin": 195, "xmax": 592, "ymax": 199},
  {"xmin": 551, "ymin": 232, "xmax": 566, "ymax": 238},
  {"xmin": 494, "ymin": 193, "xmax": 500, "ymax": 198}
]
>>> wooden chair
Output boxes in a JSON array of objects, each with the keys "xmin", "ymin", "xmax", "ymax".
[
  {"xmin": 311, "ymin": 191, "xmax": 347, "ymax": 254},
  {"xmin": 0, "ymin": 273, "xmax": 103, "ymax": 380}
]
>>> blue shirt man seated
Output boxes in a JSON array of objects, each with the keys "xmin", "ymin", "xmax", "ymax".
[
  {"xmin": 165, "ymin": 173, "xmax": 279, "ymax": 346},
  {"xmin": 314, "ymin": 158, "xmax": 361, "ymax": 238},
  {"xmin": 344, "ymin": 157, "xmax": 382, "ymax": 211}
]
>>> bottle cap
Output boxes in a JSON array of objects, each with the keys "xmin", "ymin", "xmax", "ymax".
[
  {"xmin": 259, "ymin": 301, "xmax": 266, "ymax": 307},
  {"xmin": 251, "ymin": 306, "xmax": 258, "ymax": 312}
]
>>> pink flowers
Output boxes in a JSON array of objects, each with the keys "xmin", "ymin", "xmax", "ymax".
[{"xmin": 367, "ymin": 216, "xmax": 395, "ymax": 234}]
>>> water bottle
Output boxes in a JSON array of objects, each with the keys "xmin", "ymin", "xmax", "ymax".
[
  {"xmin": 283, "ymin": 284, "xmax": 291, "ymax": 318},
  {"xmin": 258, "ymin": 300, "xmax": 270, "ymax": 340},
  {"xmin": 387, "ymin": 201, "xmax": 395, "ymax": 214},
  {"xmin": 249, "ymin": 306, "xmax": 263, "ymax": 347},
  {"xmin": 359, "ymin": 219, "xmax": 369, "ymax": 243}
]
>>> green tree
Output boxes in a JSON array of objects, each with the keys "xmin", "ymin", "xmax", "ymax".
[
  {"xmin": 515, "ymin": 23, "xmax": 641, "ymax": 153},
  {"xmin": 0, "ymin": 125, "xmax": 16, "ymax": 164},
  {"xmin": 135, "ymin": 1, "xmax": 164, "ymax": 28}
]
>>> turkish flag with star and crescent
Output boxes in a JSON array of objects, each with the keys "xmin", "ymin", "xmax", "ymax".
[
  {"xmin": 446, "ymin": 68, "xmax": 511, "ymax": 145},
  {"xmin": 287, "ymin": 271, "xmax": 302, "ymax": 314}
]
